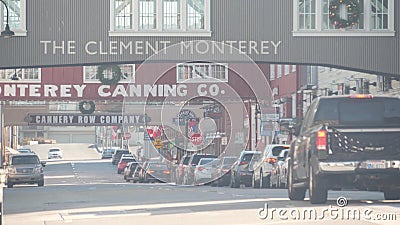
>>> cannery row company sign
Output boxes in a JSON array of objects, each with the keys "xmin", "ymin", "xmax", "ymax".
[{"xmin": 26, "ymin": 114, "xmax": 147, "ymax": 126}]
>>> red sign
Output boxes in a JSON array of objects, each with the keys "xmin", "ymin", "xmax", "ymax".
[
  {"xmin": 123, "ymin": 132, "xmax": 131, "ymax": 140},
  {"xmin": 190, "ymin": 133, "xmax": 203, "ymax": 146}
]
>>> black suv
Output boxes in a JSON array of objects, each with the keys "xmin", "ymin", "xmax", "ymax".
[
  {"xmin": 289, "ymin": 95, "xmax": 400, "ymax": 204},
  {"xmin": 183, "ymin": 154, "xmax": 217, "ymax": 185},
  {"xmin": 111, "ymin": 149, "xmax": 130, "ymax": 165},
  {"xmin": 230, "ymin": 151, "xmax": 261, "ymax": 188}
]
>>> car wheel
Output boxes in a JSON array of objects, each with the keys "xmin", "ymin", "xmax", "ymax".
[
  {"xmin": 383, "ymin": 190, "xmax": 400, "ymax": 200},
  {"xmin": 260, "ymin": 171, "xmax": 270, "ymax": 189},
  {"xmin": 230, "ymin": 172, "xmax": 239, "ymax": 188},
  {"xmin": 288, "ymin": 162, "xmax": 306, "ymax": 201},
  {"xmin": 309, "ymin": 163, "xmax": 328, "ymax": 204},
  {"xmin": 38, "ymin": 179, "xmax": 44, "ymax": 187},
  {"xmin": 252, "ymin": 172, "xmax": 259, "ymax": 188},
  {"xmin": 7, "ymin": 182, "xmax": 13, "ymax": 188}
]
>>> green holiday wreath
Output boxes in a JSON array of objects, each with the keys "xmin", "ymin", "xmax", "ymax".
[
  {"xmin": 79, "ymin": 101, "xmax": 96, "ymax": 114},
  {"xmin": 329, "ymin": 0, "xmax": 360, "ymax": 29},
  {"xmin": 97, "ymin": 64, "xmax": 122, "ymax": 85}
]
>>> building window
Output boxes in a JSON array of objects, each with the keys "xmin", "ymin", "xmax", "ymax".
[
  {"xmin": 139, "ymin": 0, "xmax": 156, "ymax": 30},
  {"xmin": 163, "ymin": 0, "xmax": 180, "ymax": 30},
  {"xmin": 284, "ymin": 65, "xmax": 290, "ymax": 75},
  {"xmin": 110, "ymin": 0, "xmax": 211, "ymax": 36},
  {"xmin": 270, "ymin": 64, "xmax": 275, "ymax": 81},
  {"xmin": 0, "ymin": 68, "xmax": 41, "ymax": 82},
  {"xmin": 277, "ymin": 65, "xmax": 282, "ymax": 78},
  {"xmin": 83, "ymin": 64, "xmax": 135, "ymax": 83},
  {"xmin": 0, "ymin": 0, "xmax": 26, "ymax": 36},
  {"xmin": 176, "ymin": 63, "xmax": 228, "ymax": 83},
  {"xmin": 292, "ymin": 65, "xmax": 297, "ymax": 72},
  {"xmin": 293, "ymin": 0, "xmax": 395, "ymax": 36}
]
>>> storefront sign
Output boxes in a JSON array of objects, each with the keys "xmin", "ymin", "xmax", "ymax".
[{"xmin": 26, "ymin": 114, "xmax": 146, "ymax": 126}]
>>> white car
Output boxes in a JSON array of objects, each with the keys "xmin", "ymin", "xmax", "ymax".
[
  {"xmin": 48, "ymin": 148, "xmax": 62, "ymax": 159},
  {"xmin": 194, "ymin": 158, "xmax": 220, "ymax": 184}
]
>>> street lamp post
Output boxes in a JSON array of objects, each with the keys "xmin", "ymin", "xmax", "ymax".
[{"xmin": 0, "ymin": 0, "xmax": 15, "ymax": 38}]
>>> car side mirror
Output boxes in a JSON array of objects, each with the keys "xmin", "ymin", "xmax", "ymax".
[{"xmin": 41, "ymin": 162, "xmax": 47, "ymax": 167}]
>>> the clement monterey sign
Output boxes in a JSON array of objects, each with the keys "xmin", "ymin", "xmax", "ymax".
[
  {"xmin": 0, "ymin": 1, "xmax": 399, "ymax": 77},
  {"xmin": 26, "ymin": 114, "xmax": 146, "ymax": 126}
]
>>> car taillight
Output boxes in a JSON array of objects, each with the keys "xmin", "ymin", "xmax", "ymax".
[
  {"xmin": 163, "ymin": 170, "xmax": 170, "ymax": 174},
  {"xmin": 349, "ymin": 94, "xmax": 374, "ymax": 99},
  {"xmin": 265, "ymin": 158, "xmax": 277, "ymax": 164},
  {"xmin": 316, "ymin": 129, "xmax": 327, "ymax": 151},
  {"xmin": 239, "ymin": 162, "xmax": 248, "ymax": 165},
  {"xmin": 197, "ymin": 167, "xmax": 205, "ymax": 171},
  {"xmin": 147, "ymin": 170, "xmax": 154, "ymax": 174},
  {"xmin": 221, "ymin": 168, "xmax": 230, "ymax": 173}
]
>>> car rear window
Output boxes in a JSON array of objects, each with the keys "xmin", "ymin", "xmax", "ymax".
[
  {"xmin": 198, "ymin": 158, "xmax": 214, "ymax": 165},
  {"xmin": 49, "ymin": 149, "xmax": 60, "ymax": 152},
  {"xmin": 241, "ymin": 153, "xmax": 260, "ymax": 162},
  {"xmin": 121, "ymin": 158, "xmax": 136, "ymax": 162},
  {"xmin": 314, "ymin": 97, "xmax": 400, "ymax": 126},
  {"xmin": 148, "ymin": 163, "xmax": 168, "ymax": 170},
  {"xmin": 12, "ymin": 156, "xmax": 40, "ymax": 165},
  {"xmin": 191, "ymin": 155, "xmax": 217, "ymax": 165},
  {"xmin": 222, "ymin": 157, "xmax": 236, "ymax": 165},
  {"xmin": 271, "ymin": 146, "xmax": 290, "ymax": 156}
]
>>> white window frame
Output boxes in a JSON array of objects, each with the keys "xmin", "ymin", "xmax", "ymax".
[
  {"xmin": 284, "ymin": 65, "xmax": 290, "ymax": 75},
  {"xmin": 0, "ymin": 68, "xmax": 41, "ymax": 83},
  {"xmin": 110, "ymin": 0, "xmax": 211, "ymax": 36},
  {"xmin": 270, "ymin": 64, "xmax": 275, "ymax": 81},
  {"xmin": 0, "ymin": 0, "xmax": 26, "ymax": 36},
  {"xmin": 83, "ymin": 64, "xmax": 136, "ymax": 83},
  {"xmin": 277, "ymin": 65, "xmax": 282, "ymax": 78},
  {"xmin": 176, "ymin": 63, "xmax": 228, "ymax": 83},
  {"xmin": 292, "ymin": 65, "xmax": 297, "ymax": 72},
  {"xmin": 293, "ymin": 0, "xmax": 395, "ymax": 36}
]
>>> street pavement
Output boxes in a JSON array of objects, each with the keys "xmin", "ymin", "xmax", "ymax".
[{"xmin": 2, "ymin": 144, "xmax": 400, "ymax": 225}]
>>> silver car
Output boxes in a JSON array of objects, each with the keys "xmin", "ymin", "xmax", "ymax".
[{"xmin": 5, "ymin": 153, "xmax": 46, "ymax": 188}]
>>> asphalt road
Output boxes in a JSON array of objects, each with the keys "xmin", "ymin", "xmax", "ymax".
[{"xmin": 2, "ymin": 144, "xmax": 400, "ymax": 225}]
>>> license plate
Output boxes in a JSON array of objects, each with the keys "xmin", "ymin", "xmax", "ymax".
[{"xmin": 362, "ymin": 160, "xmax": 386, "ymax": 169}]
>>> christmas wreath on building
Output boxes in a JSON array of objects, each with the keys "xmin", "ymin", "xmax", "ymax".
[
  {"xmin": 79, "ymin": 101, "xmax": 96, "ymax": 114},
  {"xmin": 329, "ymin": 0, "xmax": 360, "ymax": 29},
  {"xmin": 97, "ymin": 64, "xmax": 122, "ymax": 85}
]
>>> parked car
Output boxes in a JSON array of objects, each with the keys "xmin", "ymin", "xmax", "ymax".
[
  {"xmin": 212, "ymin": 156, "xmax": 237, "ymax": 187},
  {"xmin": 112, "ymin": 149, "xmax": 130, "ymax": 165},
  {"xmin": 5, "ymin": 153, "xmax": 46, "ymax": 188},
  {"xmin": 131, "ymin": 163, "xmax": 145, "ymax": 183},
  {"xmin": 183, "ymin": 154, "xmax": 218, "ymax": 185},
  {"xmin": 270, "ymin": 149, "xmax": 289, "ymax": 188},
  {"xmin": 174, "ymin": 154, "xmax": 191, "ymax": 184},
  {"xmin": 117, "ymin": 155, "xmax": 136, "ymax": 174},
  {"xmin": 252, "ymin": 144, "xmax": 290, "ymax": 188},
  {"xmin": 194, "ymin": 158, "xmax": 220, "ymax": 185},
  {"xmin": 230, "ymin": 151, "xmax": 261, "ymax": 188},
  {"xmin": 123, "ymin": 162, "xmax": 139, "ymax": 182},
  {"xmin": 47, "ymin": 147, "xmax": 63, "ymax": 159},
  {"xmin": 101, "ymin": 148, "xmax": 116, "ymax": 159},
  {"xmin": 17, "ymin": 148, "xmax": 33, "ymax": 154},
  {"xmin": 141, "ymin": 162, "xmax": 171, "ymax": 183}
]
